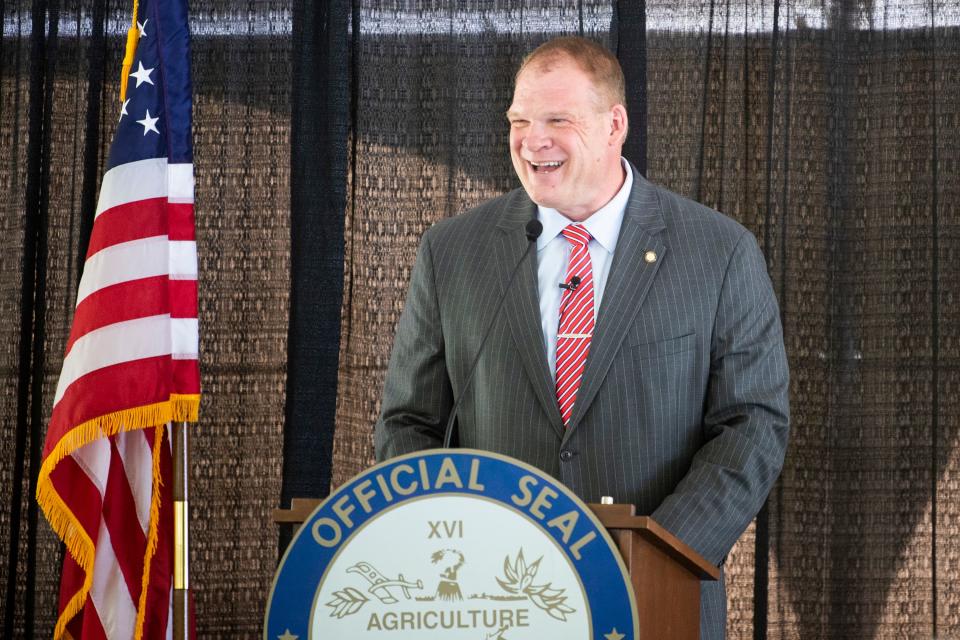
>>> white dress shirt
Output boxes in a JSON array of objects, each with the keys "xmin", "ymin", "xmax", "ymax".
[{"xmin": 536, "ymin": 159, "xmax": 634, "ymax": 380}]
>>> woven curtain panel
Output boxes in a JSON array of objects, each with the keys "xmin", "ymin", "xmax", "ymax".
[
  {"xmin": 0, "ymin": 0, "xmax": 292, "ymax": 635},
  {"xmin": 644, "ymin": 0, "xmax": 959, "ymax": 638},
  {"xmin": 189, "ymin": 1, "xmax": 291, "ymax": 634}
]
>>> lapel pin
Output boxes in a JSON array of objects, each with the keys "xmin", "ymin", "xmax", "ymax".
[{"xmin": 644, "ymin": 251, "xmax": 657, "ymax": 263}]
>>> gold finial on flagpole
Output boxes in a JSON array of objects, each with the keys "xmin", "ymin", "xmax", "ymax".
[{"xmin": 119, "ymin": 0, "xmax": 141, "ymax": 101}]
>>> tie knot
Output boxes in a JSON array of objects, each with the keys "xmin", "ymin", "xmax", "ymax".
[{"xmin": 561, "ymin": 224, "xmax": 591, "ymax": 248}]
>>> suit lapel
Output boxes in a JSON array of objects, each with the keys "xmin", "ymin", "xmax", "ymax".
[
  {"xmin": 565, "ymin": 175, "xmax": 668, "ymax": 434},
  {"xmin": 494, "ymin": 191, "xmax": 566, "ymax": 437}
]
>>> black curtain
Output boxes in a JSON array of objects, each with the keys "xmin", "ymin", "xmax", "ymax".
[
  {"xmin": 2, "ymin": 0, "xmax": 958, "ymax": 637},
  {"xmin": 279, "ymin": 0, "xmax": 349, "ymax": 553}
]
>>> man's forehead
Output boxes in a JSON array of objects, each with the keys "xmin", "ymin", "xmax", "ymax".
[{"xmin": 509, "ymin": 71, "xmax": 603, "ymax": 115}]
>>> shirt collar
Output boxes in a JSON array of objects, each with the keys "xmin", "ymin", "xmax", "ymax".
[{"xmin": 536, "ymin": 158, "xmax": 634, "ymax": 254}]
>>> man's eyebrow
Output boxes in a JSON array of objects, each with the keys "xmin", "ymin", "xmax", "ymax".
[{"xmin": 506, "ymin": 110, "xmax": 577, "ymax": 120}]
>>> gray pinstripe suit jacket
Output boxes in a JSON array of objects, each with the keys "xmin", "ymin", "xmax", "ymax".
[{"xmin": 374, "ymin": 169, "xmax": 790, "ymax": 639}]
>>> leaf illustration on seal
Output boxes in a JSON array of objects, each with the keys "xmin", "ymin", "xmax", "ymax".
[
  {"xmin": 515, "ymin": 549, "xmax": 527, "ymax": 576},
  {"xmin": 326, "ymin": 587, "xmax": 369, "ymax": 618},
  {"xmin": 519, "ymin": 556, "xmax": 542, "ymax": 592},
  {"xmin": 503, "ymin": 554, "xmax": 517, "ymax": 583},
  {"xmin": 496, "ymin": 575, "xmax": 519, "ymax": 594},
  {"xmin": 530, "ymin": 587, "xmax": 575, "ymax": 621},
  {"xmin": 496, "ymin": 548, "xmax": 576, "ymax": 621}
]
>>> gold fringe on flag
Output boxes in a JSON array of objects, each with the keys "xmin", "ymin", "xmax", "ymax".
[
  {"xmin": 134, "ymin": 424, "xmax": 167, "ymax": 638},
  {"xmin": 36, "ymin": 394, "xmax": 200, "ymax": 639}
]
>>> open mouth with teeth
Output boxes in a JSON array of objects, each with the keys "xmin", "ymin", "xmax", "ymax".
[{"xmin": 530, "ymin": 160, "xmax": 565, "ymax": 173}]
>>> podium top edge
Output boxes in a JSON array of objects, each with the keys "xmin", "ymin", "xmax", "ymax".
[{"xmin": 588, "ymin": 506, "xmax": 720, "ymax": 581}]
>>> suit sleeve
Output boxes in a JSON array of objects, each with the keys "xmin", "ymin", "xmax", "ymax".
[
  {"xmin": 650, "ymin": 230, "xmax": 790, "ymax": 565},
  {"xmin": 374, "ymin": 231, "xmax": 453, "ymax": 460}
]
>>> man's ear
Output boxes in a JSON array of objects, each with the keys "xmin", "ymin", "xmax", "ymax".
[{"xmin": 609, "ymin": 104, "xmax": 629, "ymax": 145}]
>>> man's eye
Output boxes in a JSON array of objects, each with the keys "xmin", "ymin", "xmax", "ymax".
[
  {"xmin": 551, "ymin": 118, "xmax": 568, "ymax": 124},
  {"xmin": 510, "ymin": 120, "xmax": 528, "ymax": 127}
]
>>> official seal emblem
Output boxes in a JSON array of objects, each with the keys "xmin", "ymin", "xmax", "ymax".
[{"xmin": 264, "ymin": 449, "xmax": 638, "ymax": 639}]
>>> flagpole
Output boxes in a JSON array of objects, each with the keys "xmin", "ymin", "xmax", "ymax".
[{"xmin": 173, "ymin": 421, "xmax": 190, "ymax": 640}]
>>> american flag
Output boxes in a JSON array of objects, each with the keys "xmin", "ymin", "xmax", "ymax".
[{"xmin": 36, "ymin": 0, "xmax": 199, "ymax": 635}]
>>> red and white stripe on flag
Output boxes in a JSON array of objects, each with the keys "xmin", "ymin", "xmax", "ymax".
[{"xmin": 37, "ymin": 157, "xmax": 200, "ymax": 639}]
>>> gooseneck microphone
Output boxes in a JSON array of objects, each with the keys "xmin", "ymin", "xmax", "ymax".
[{"xmin": 442, "ymin": 219, "xmax": 543, "ymax": 448}]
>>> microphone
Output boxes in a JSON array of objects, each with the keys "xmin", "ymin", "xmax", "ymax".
[
  {"xmin": 558, "ymin": 275, "xmax": 581, "ymax": 292},
  {"xmin": 442, "ymin": 219, "xmax": 543, "ymax": 448}
]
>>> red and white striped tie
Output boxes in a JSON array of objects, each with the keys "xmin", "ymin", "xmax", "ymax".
[{"xmin": 556, "ymin": 224, "xmax": 595, "ymax": 427}]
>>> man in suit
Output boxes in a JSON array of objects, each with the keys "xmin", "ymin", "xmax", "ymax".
[{"xmin": 374, "ymin": 36, "xmax": 789, "ymax": 639}]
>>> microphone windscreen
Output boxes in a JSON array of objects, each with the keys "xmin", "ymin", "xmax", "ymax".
[{"xmin": 525, "ymin": 219, "xmax": 543, "ymax": 242}]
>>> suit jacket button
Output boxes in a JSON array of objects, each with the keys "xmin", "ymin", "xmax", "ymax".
[{"xmin": 559, "ymin": 449, "xmax": 574, "ymax": 462}]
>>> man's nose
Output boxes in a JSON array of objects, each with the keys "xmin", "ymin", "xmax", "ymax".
[{"xmin": 523, "ymin": 124, "xmax": 552, "ymax": 152}]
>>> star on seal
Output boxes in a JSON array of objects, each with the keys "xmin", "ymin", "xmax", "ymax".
[
  {"xmin": 277, "ymin": 630, "xmax": 298, "ymax": 640},
  {"xmin": 604, "ymin": 628, "xmax": 626, "ymax": 640}
]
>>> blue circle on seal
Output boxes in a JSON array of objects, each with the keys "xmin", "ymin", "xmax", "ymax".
[{"xmin": 265, "ymin": 449, "xmax": 638, "ymax": 639}]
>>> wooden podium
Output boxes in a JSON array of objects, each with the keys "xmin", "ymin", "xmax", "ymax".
[
  {"xmin": 274, "ymin": 498, "xmax": 718, "ymax": 639},
  {"xmin": 587, "ymin": 502, "xmax": 719, "ymax": 640}
]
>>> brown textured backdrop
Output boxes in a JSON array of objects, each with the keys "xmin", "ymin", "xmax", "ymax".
[{"xmin": 2, "ymin": 0, "xmax": 959, "ymax": 638}]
